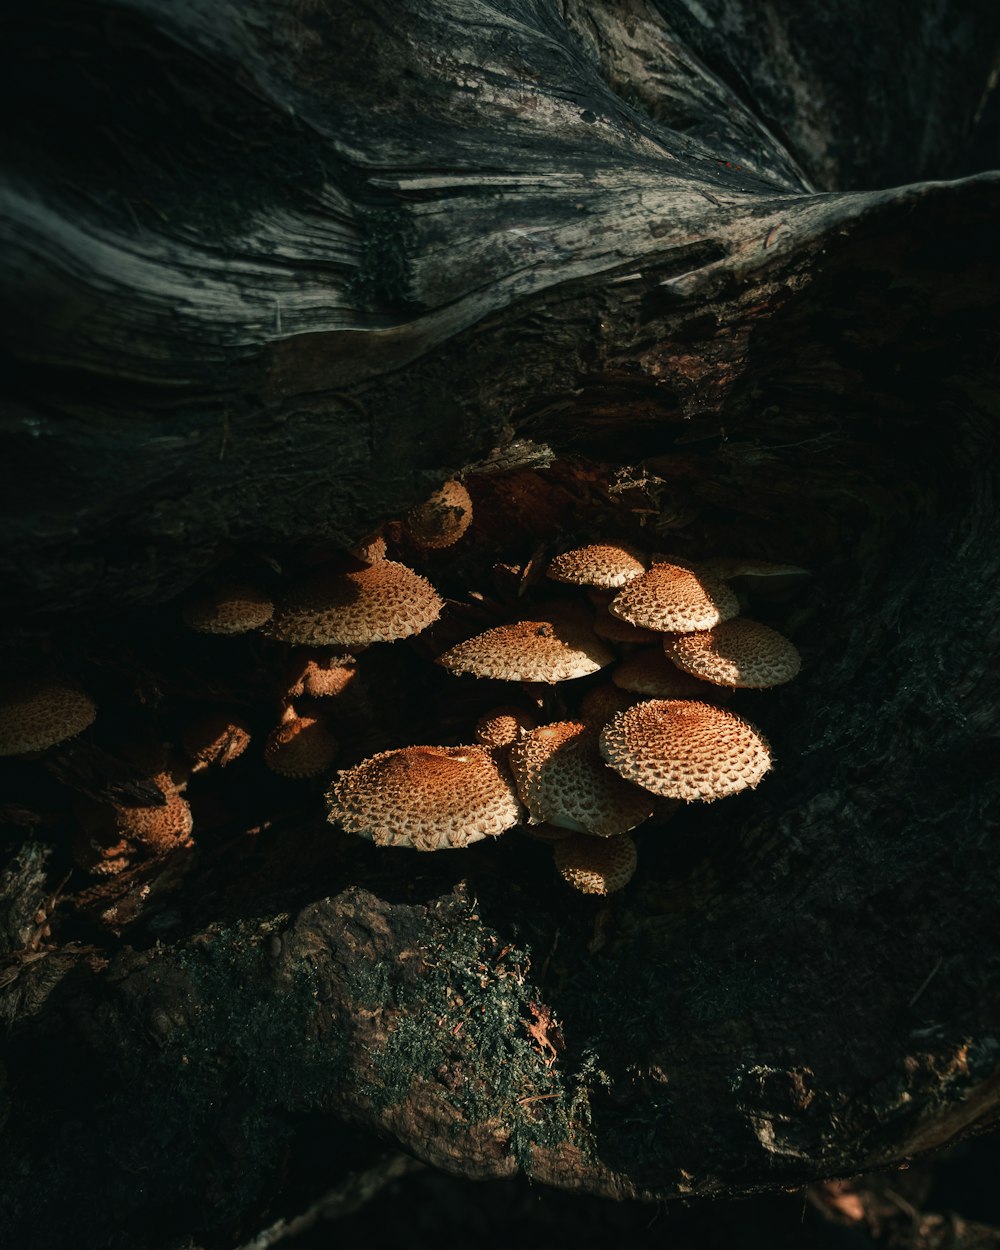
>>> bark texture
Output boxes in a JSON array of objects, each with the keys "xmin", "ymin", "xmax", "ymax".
[{"xmin": 1, "ymin": 2, "xmax": 1000, "ymax": 1248}]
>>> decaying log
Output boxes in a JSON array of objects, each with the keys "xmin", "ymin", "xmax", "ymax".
[{"xmin": 1, "ymin": 2, "xmax": 1000, "ymax": 1247}]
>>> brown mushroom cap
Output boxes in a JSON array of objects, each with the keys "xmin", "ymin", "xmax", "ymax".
[
  {"xmin": 600, "ymin": 699, "xmax": 772, "ymax": 802},
  {"xmin": 547, "ymin": 543, "xmax": 648, "ymax": 589},
  {"xmin": 475, "ymin": 705, "xmax": 538, "ymax": 750},
  {"xmin": 612, "ymin": 647, "xmax": 713, "ymax": 699},
  {"xmin": 665, "ymin": 619, "xmax": 801, "ymax": 688},
  {"xmin": 266, "ymin": 560, "xmax": 442, "ymax": 648},
  {"xmin": 577, "ymin": 683, "xmax": 637, "ymax": 725},
  {"xmin": 349, "ymin": 531, "xmax": 388, "ymax": 564},
  {"xmin": 182, "ymin": 713, "xmax": 251, "ymax": 769},
  {"xmin": 591, "ymin": 607, "xmax": 661, "ymax": 645},
  {"xmin": 286, "ymin": 652, "xmax": 358, "ymax": 699},
  {"xmin": 510, "ymin": 721, "xmax": 654, "ymax": 837},
  {"xmin": 115, "ymin": 775, "xmax": 195, "ymax": 852},
  {"xmin": 608, "ymin": 563, "xmax": 739, "ymax": 634},
  {"xmin": 264, "ymin": 713, "xmax": 339, "ymax": 778},
  {"xmin": 327, "ymin": 745, "xmax": 521, "ymax": 850},
  {"xmin": 0, "ymin": 680, "xmax": 96, "ymax": 756},
  {"xmin": 437, "ymin": 613, "xmax": 614, "ymax": 683},
  {"xmin": 182, "ymin": 581, "xmax": 274, "ymax": 635},
  {"xmin": 553, "ymin": 832, "xmax": 638, "ymax": 895},
  {"xmin": 404, "ymin": 480, "xmax": 473, "ymax": 549}
]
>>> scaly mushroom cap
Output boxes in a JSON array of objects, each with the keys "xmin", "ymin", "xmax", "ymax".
[
  {"xmin": 510, "ymin": 721, "xmax": 654, "ymax": 837},
  {"xmin": 612, "ymin": 647, "xmax": 713, "ymax": 699},
  {"xmin": 349, "ymin": 531, "xmax": 388, "ymax": 564},
  {"xmin": 267, "ymin": 560, "xmax": 442, "ymax": 648},
  {"xmin": 182, "ymin": 713, "xmax": 251, "ymax": 769},
  {"xmin": 665, "ymin": 619, "xmax": 802, "ymax": 688},
  {"xmin": 182, "ymin": 581, "xmax": 274, "ymax": 635},
  {"xmin": 404, "ymin": 480, "xmax": 473, "ymax": 549},
  {"xmin": 608, "ymin": 563, "xmax": 739, "ymax": 634},
  {"xmin": 264, "ymin": 714, "xmax": 339, "ymax": 778},
  {"xmin": 437, "ymin": 613, "xmax": 614, "ymax": 683},
  {"xmin": 475, "ymin": 705, "xmax": 537, "ymax": 750},
  {"xmin": 600, "ymin": 699, "xmax": 772, "ymax": 802},
  {"xmin": 286, "ymin": 652, "xmax": 358, "ymax": 699},
  {"xmin": 547, "ymin": 543, "xmax": 648, "ymax": 589},
  {"xmin": 327, "ymin": 745, "xmax": 521, "ymax": 850},
  {"xmin": 0, "ymin": 680, "xmax": 96, "ymax": 756},
  {"xmin": 115, "ymin": 774, "xmax": 195, "ymax": 852},
  {"xmin": 554, "ymin": 832, "xmax": 638, "ymax": 895}
]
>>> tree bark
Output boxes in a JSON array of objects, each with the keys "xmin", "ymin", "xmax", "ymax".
[{"xmin": 1, "ymin": 2, "xmax": 1000, "ymax": 1247}]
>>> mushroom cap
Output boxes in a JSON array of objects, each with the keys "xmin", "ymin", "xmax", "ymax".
[
  {"xmin": 437, "ymin": 612, "xmax": 614, "ymax": 684},
  {"xmin": 612, "ymin": 647, "xmax": 713, "ymax": 699},
  {"xmin": 182, "ymin": 713, "xmax": 251, "ymax": 769},
  {"xmin": 546, "ymin": 543, "xmax": 648, "ymax": 589},
  {"xmin": 0, "ymin": 680, "xmax": 96, "ymax": 755},
  {"xmin": 267, "ymin": 560, "xmax": 442, "ymax": 648},
  {"xmin": 510, "ymin": 720, "xmax": 654, "ymax": 837},
  {"xmin": 600, "ymin": 699, "xmax": 772, "ymax": 802},
  {"xmin": 286, "ymin": 652, "xmax": 358, "ymax": 699},
  {"xmin": 608, "ymin": 563, "xmax": 739, "ymax": 634},
  {"xmin": 182, "ymin": 581, "xmax": 274, "ymax": 635},
  {"xmin": 553, "ymin": 832, "xmax": 638, "ymax": 895},
  {"xmin": 115, "ymin": 774, "xmax": 195, "ymax": 851},
  {"xmin": 264, "ymin": 715, "xmax": 339, "ymax": 778},
  {"xmin": 665, "ymin": 619, "xmax": 801, "ymax": 688},
  {"xmin": 349, "ymin": 531, "xmax": 388, "ymax": 564},
  {"xmin": 404, "ymin": 480, "xmax": 473, "ymax": 549},
  {"xmin": 475, "ymin": 705, "xmax": 537, "ymax": 750},
  {"xmin": 327, "ymin": 745, "xmax": 521, "ymax": 850}
]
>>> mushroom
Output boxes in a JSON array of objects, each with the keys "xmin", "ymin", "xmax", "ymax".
[
  {"xmin": 612, "ymin": 646, "xmax": 715, "ymax": 699},
  {"xmin": 403, "ymin": 480, "xmax": 473, "ymax": 549},
  {"xmin": 510, "ymin": 721, "xmax": 655, "ymax": 837},
  {"xmin": 599, "ymin": 699, "xmax": 772, "ymax": 802},
  {"xmin": 327, "ymin": 744, "xmax": 521, "ymax": 850},
  {"xmin": 665, "ymin": 618, "xmax": 801, "ymax": 688},
  {"xmin": 0, "ymin": 679, "xmax": 96, "ymax": 756},
  {"xmin": 546, "ymin": 542, "xmax": 648, "ymax": 589},
  {"xmin": 285, "ymin": 651, "xmax": 358, "ymax": 699},
  {"xmin": 181, "ymin": 581, "xmax": 274, "ymax": 634},
  {"xmin": 577, "ymin": 683, "xmax": 637, "ymax": 725},
  {"xmin": 475, "ymin": 705, "xmax": 537, "ymax": 751},
  {"xmin": 264, "ymin": 706, "xmax": 339, "ymax": 778},
  {"xmin": 591, "ymin": 607, "xmax": 661, "ymax": 645},
  {"xmin": 553, "ymin": 832, "xmax": 638, "ymax": 895},
  {"xmin": 266, "ymin": 560, "xmax": 442, "ymax": 649},
  {"xmin": 349, "ymin": 531, "xmax": 388, "ymax": 564},
  {"xmin": 608, "ymin": 562, "xmax": 739, "ymax": 634},
  {"xmin": 436, "ymin": 607, "xmax": 614, "ymax": 683}
]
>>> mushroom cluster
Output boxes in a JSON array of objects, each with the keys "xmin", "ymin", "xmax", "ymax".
[{"xmin": 1, "ymin": 467, "xmax": 807, "ymax": 919}]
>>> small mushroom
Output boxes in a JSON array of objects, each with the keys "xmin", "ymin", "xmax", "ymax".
[
  {"xmin": 608, "ymin": 563, "xmax": 739, "ymax": 634},
  {"xmin": 600, "ymin": 699, "xmax": 771, "ymax": 802},
  {"xmin": 264, "ymin": 707, "xmax": 339, "ymax": 778},
  {"xmin": 553, "ymin": 832, "xmax": 638, "ymax": 895},
  {"xmin": 475, "ymin": 705, "xmax": 537, "ymax": 751},
  {"xmin": 664, "ymin": 619, "xmax": 801, "ymax": 688},
  {"xmin": 546, "ymin": 543, "xmax": 648, "ymax": 589},
  {"xmin": 182, "ymin": 581, "xmax": 274, "ymax": 635},
  {"xmin": 0, "ymin": 680, "xmax": 96, "ymax": 756},
  {"xmin": 285, "ymin": 652, "xmax": 358, "ymax": 700},
  {"xmin": 437, "ymin": 608, "xmax": 613, "ymax": 684},
  {"xmin": 403, "ymin": 480, "xmax": 473, "ymax": 549},
  {"xmin": 612, "ymin": 647, "xmax": 714, "ymax": 699},
  {"xmin": 327, "ymin": 744, "xmax": 521, "ymax": 850}
]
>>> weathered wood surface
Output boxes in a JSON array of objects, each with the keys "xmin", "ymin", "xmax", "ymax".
[{"xmin": 1, "ymin": 2, "xmax": 999, "ymax": 1248}]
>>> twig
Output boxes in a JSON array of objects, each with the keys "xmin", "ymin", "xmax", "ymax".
[
  {"xmin": 235, "ymin": 1153, "xmax": 424, "ymax": 1250},
  {"xmin": 908, "ymin": 956, "xmax": 943, "ymax": 1008}
]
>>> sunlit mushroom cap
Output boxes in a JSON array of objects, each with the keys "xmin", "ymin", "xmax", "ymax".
[
  {"xmin": 600, "ymin": 699, "xmax": 771, "ymax": 802},
  {"xmin": 665, "ymin": 619, "xmax": 801, "ymax": 688},
  {"xmin": 267, "ymin": 560, "xmax": 442, "ymax": 648},
  {"xmin": 608, "ymin": 563, "xmax": 739, "ymax": 634},
  {"xmin": 475, "ymin": 705, "xmax": 537, "ymax": 750},
  {"xmin": 554, "ymin": 832, "xmax": 638, "ymax": 895},
  {"xmin": 437, "ymin": 612, "xmax": 613, "ymax": 683},
  {"xmin": 612, "ymin": 647, "xmax": 713, "ymax": 699},
  {"xmin": 404, "ymin": 480, "xmax": 473, "ymax": 549},
  {"xmin": 182, "ymin": 581, "xmax": 274, "ymax": 635},
  {"xmin": 0, "ymin": 680, "xmax": 96, "ymax": 755},
  {"xmin": 547, "ymin": 543, "xmax": 648, "ymax": 589},
  {"xmin": 510, "ymin": 720, "xmax": 654, "ymax": 837},
  {"xmin": 327, "ymin": 745, "xmax": 521, "ymax": 850},
  {"xmin": 264, "ymin": 714, "xmax": 339, "ymax": 778}
]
